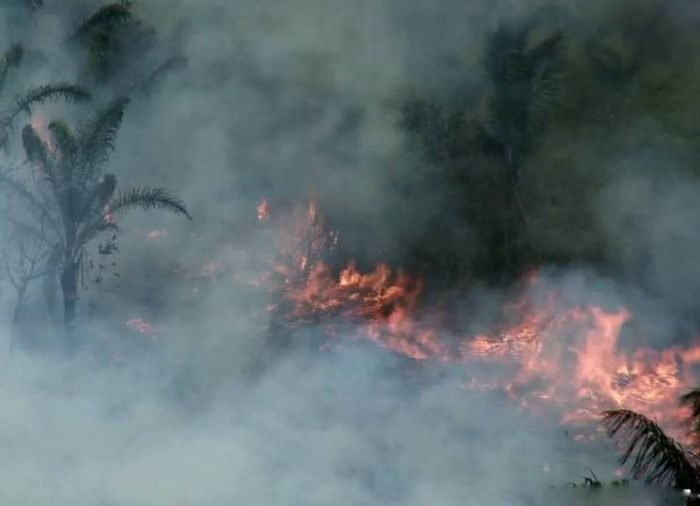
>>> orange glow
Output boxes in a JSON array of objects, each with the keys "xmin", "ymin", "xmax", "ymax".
[
  {"xmin": 138, "ymin": 229, "xmax": 167, "ymax": 239},
  {"xmin": 258, "ymin": 198, "xmax": 700, "ymax": 442},
  {"xmin": 30, "ymin": 114, "xmax": 52, "ymax": 147},
  {"xmin": 126, "ymin": 317, "xmax": 158, "ymax": 336},
  {"xmin": 257, "ymin": 199, "xmax": 269, "ymax": 223}
]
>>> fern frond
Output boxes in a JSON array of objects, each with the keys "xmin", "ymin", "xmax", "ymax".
[
  {"xmin": 602, "ymin": 409, "xmax": 700, "ymax": 490},
  {"xmin": 108, "ymin": 186, "xmax": 191, "ymax": 219}
]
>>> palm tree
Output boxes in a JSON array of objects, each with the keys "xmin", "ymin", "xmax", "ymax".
[
  {"xmin": 0, "ymin": 98, "xmax": 191, "ymax": 352},
  {"xmin": 481, "ymin": 20, "xmax": 565, "ymax": 278},
  {"xmin": 602, "ymin": 390, "xmax": 700, "ymax": 504},
  {"xmin": 0, "ymin": 43, "xmax": 90, "ymax": 148},
  {"xmin": 70, "ymin": 1, "xmax": 186, "ymax": 97}
]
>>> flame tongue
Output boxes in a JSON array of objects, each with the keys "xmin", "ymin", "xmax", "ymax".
[{"xmin": 259, "ymin": 198, "xmax": 700, "ymax": 441}]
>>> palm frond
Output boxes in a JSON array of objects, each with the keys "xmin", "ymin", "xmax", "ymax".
[
  {"xmin": 527, "ymin": 32, "xmax": 565, "ymax": 131},
  {"xmin": 602, "ymin": 409, "xmax": 700, "ymax": 490},
  {"xmin": 680, "ymin": 389, "xmax": 700, "ymax": 443},
  {"xmin": 48, "ymin": 121, "xmax": 77, "ymax": 160},
  {"xmin": 12, "ymin": 83, "xmax": 90, "ymax": 122},
  {"xmin": 21, "ymin": 123, "xmax": 50, "ymax": 168},
  {"xmin": 72, "ymin": 1, "xmax": 134, "ymax": 41},
  {"xmin": 485, "ymin": 23, "xmax": 529, "ymax": 85},
  {"xmin": 0, "ymin": 43, "xmax": 23, "ymax": 92},
  {"xmin": 108, "ymin": 186, "xmax": 191, "ymax": 219},
  {"xmin": 76, "ymin": 97, "xmax": 129, "ymax": 181}
]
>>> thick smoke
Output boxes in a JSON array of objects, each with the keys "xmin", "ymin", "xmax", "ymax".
[{"xmin": 0, "ymin": 0, "xmax": 695, "ymax": 504}]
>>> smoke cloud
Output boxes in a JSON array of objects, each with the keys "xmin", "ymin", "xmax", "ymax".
[{"xmin": 0, "ymin": 0, "xmax": 696, "ymax": 504}]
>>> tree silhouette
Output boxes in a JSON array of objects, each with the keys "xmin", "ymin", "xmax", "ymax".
[
  {"xmin": 0, "ymin": 98, "xmax": 191, "ymax": 352},
  {"xmin": 0, "ymin": 43, "xmax": 90, "ymax": 149},
  {"xmin": 70, "ymin": 1, "xmax": 186, "ymax": 97},
  {"xmin": 480, "ymin": 20, "xmax": 565, "ymax": 279}
]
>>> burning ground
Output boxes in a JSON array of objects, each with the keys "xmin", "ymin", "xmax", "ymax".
[{"xmin": 252, "ymin": 199, "xmax": 700, "ymax": 444}]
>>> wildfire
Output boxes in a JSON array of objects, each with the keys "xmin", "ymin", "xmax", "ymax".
[
  {"xmin": 126, "ymin": 317, "xmax": 158, "ymax": 336},
  {"xmin": 257, "ymin": 198, "xmax": 700, "ymax": 441},
  {"xmin": 257, "ymin": 198, "xmax": 269, "ymax": 223}
]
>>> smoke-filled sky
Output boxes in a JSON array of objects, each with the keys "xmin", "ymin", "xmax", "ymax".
[{"xmin": 0, "ymin": 0, "xmax": 698, "ymax": 504}]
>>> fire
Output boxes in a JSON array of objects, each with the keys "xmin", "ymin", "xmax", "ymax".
[
  {"xmin": 258, "ymin": 198, "xmax": 700, "ymax": 441},
  {"xmin": 126, "ymin": 317, "xmax": 158, "ymax": 336},
  {"xmin": 257, "ymin": 198, "xmax": 269, "ymax": 223}
]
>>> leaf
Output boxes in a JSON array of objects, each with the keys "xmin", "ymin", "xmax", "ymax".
[
  {"xmin": 72, "ymin": 2, "xmax": 134, "ymax": 41},
  {"xmin": 12, "ymin": 83, "xmax": 90, "ymax": 122},
  {"xmin": 602, "ymin": 409, "xmax": 700, "ymax": 490},
  {"xmin": 21, "ymin": 124, "xmax": 49, "ymax": 168},
  {"xmin": 680, "ymin": 389, "xmax": 700, "ymax": 444},
  {"xmin": 108, "ymin": 187, "xmax": 192, "ymax": 219},
  {"xmin": 528, "ymin": 32, "xmax": 565, "ymax": 131},
  {"xmin": 48, "ymin": 121, "xmax": 78, "ymax": 163},
  {"xmin": 76, "ymin": 97, "xmax": 129, "ymax": 182}
]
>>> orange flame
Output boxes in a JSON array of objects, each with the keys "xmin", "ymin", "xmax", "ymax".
[
  {"xmin": 258, "ymin": 198, "xmax": 700, "ymax": 442},
  {"xmin": 257, "ymin": 199, "xmax": 269, "ymax": 223}
]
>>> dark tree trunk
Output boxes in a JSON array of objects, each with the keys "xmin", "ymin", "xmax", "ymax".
[
  {"xmin": 60, "ymin": 262, "xmax": 79, "ymax": 354},
  {"xmin": 502, "ymin": 147, "xmax": 523, "ymax": 283}
]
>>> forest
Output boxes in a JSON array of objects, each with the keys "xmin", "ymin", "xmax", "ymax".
[{"xmin": 0, "ymin": 0, "xmax": 700, "ymax": 504}]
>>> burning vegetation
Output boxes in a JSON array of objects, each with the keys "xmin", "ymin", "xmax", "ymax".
[{"xmin": 258, "ymin": 198, "xmax": 700, "ymax": 445}]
